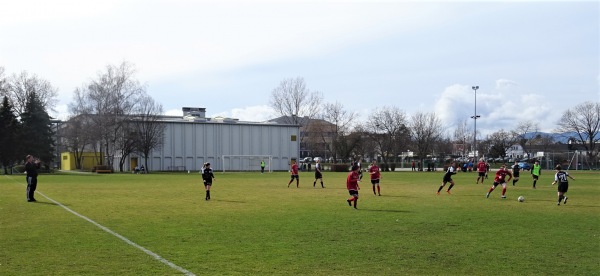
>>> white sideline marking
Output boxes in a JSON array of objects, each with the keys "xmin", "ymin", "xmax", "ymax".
[{"xmin": 5, "ymin": 176, "xmax": 195, "ymax": 276}]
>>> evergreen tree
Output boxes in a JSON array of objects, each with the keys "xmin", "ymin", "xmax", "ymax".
[
  {"xmin": 0, "ymin": 96, "xmax": 21, "ymax": 174},
  {"xmin": 20, "ymin": 92, "xmax": 55, "ymax": 167}
]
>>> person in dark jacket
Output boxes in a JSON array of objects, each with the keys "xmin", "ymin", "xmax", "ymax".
[{"xmin": 25, "ymin": 155, "xmax": 41, "ymax": 202}]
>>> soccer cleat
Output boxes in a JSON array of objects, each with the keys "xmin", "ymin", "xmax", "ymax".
[
  {"xmin": 557, "ymin": 202, "xmax": 560, "ymax": 206},
  {"xmin": 347, "ymin": 200, "xmax": 351, "ymax": 206},
  {"xmin": 436, "ymin": 192, "xmax": 440, "ymax": 195},
  {"xmin": 501, "ymin": 196, "xmax": 506, "ymax": 199},
  {"xmin": 446, "ymin": 190, "xmax": 452, "ymax": 195},
  {"xmin": 378, "ymin": 194, "xmax": 381, "ymax": 196},
  {"xmin": 486, "ymin": 193, "xmax": 490, "ymax": 198},
  {"xmin": 563, "ymin": 196, "xmax": 568, "ymax": 204}
]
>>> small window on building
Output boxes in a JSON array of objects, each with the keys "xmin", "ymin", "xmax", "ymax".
[
  {"xmin": 63, "ymin": 155, "xmax": 67, "ymax": 160},
  {"xmin": 291, "ymin": 135, "xmax": 297, "ymax": 141}
]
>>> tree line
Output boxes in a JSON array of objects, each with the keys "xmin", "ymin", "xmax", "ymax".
[
  {"xmin": 270, "ymin": 77, "xmax": 600, "ymax": 168},
  {"xmin": 1, "ymin": 65, "xmax": 598, "ymax": 174}
]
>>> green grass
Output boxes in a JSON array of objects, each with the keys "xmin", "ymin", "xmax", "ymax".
[{"xmin": 1, "ymin": 170, "xmax": 599, "ymax": 275}]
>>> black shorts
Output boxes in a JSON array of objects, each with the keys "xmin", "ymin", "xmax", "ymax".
[
  {"xmin": 203, "ymin": 180, "xmax": 212, "ymax": 186},
  {"xmin": 443, "ymin": 175, "xmax": 453, "ymax": 182},
  {"xmin": 290, "ymin": 174, "xmax": 299, "ymax": 180},
  {"xmin": 348, "ymin": 190, "xmax": 359, "ymax": 197},
  {"xmin": 557, "ymin": 182, "xmax": 569, "ymax": 193},
  {"xmin": 371, "ymin": 179, "xmax": 380, "ymax": 185},
  {"xmin": 532, "ymin": 174, "xmax": 539, "ymax": 180},
  {"xmin": 315, "ymin": 172, "xmax": 322, "ymax": 179},
  {"xmin": 513, "ymin": 172, "xmax": 520, "ymax": 177},
  {"xmin": 478, "ymin": 172, "xmax": 486, "ymax": 177},
  {"xmin": 493, "ymin": 181, "xmax": 506, "ymax": 187}
]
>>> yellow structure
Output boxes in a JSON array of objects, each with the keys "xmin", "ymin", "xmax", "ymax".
[{"xmin": 61, "ymin": 152, "xmax": 103, "ymax": 171}]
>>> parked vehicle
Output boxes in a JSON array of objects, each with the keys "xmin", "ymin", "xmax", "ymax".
[{"xmin": 518, "ymin": 162, "xmax": 531, "ymax": 171}]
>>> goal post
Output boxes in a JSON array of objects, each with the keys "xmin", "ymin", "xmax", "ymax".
[{"xmin": 221, "ymin": 155, "xmax": 273, "ymax": 173}]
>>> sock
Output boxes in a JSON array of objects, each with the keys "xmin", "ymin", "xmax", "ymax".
[
  {"xmin": 533, "ymin": 180, "xmax": 537, "ymax": 187},
  {"xmin": 447, "ymin": 184, "xmax": 454, "ymax": 191},
  {"xmin": 206, "ymin": 190, "xmax": 210, "ymax": 199},
  {"xmin": 502, "ymin": 188, "xmax": 506, "ymax": 196},
  {"xmin": 512, "ymin": 180, "xmax": 516, "ymax": 185},
  {"xmin": 488, "ymin": 187, "xmax": 494, "ymax": 193},
  {"xmin": 558, "ymin": 195, "xmax": 563, "ymax": 203},
  {"xmin": 313, "ymin": 181, "xmax": 316, "ymax": 187},
  {"xmin": 321, "ymin": 181, "xmax": 324, "ymax": 188},
  {"xmin": 354, "ymin": 198, "xmax": 357, "ymax": 208},
  {"xmin": 377, "ymin": 186, "xmax": 380, "ymax": 194},
  {"xmin": 373, "ymin": 186, "xmax": 376, "ymax": 194},
  {"xmin": 437, "ymin": 186, "xmax": 444, "ymax": 193}
]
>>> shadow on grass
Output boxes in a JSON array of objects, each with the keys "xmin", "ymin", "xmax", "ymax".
[
  {"xmin": 211, "ymin": 199, "xmax": 246, "ymax": 204},
  {"xmin": 31, "ymin": 201, "xmax": 61, "ymax": 206},
  {"xmin": 357, "ymin": 208, "xmax": 410, "ymax": 213}
]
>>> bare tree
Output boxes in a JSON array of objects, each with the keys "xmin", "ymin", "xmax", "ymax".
[
  {"xmin": 315, "ymin": 101, "xmax": 356, "ymax": 162},
  {"xmin": 365, "ymin": 106, "xmax": 408, "ymax": 167},
  {"xmin": 133, "ymin": 95, "xmax": 165, "ymax": 173},
  {"xmin": 555, "ymin": 101, "xmax": 600, "ymax": 165},
  {"xmin": 453, "ymin": 119, "xmax": 471, "ymax": 158},
  {"xmin": 408, "ymin": 112, "xmax": 444, "ymax": 168},
  {"xmin": 486, "ymin": 129, "xmax": 520, "ymax": 161},
  {"xmin": 68, "ymin": 61, "xmax": 146, "ymax": 169},
  {"xmin": 62, "ymin": 115, "xmax": 96, "ymax": 169},
  {"xmin": 5, "ymin": 71, "xmax": 58, "ymax": 117},
  {"xmin": 269, "ymin": 77, "xmax": 322, "ymax": 124}
]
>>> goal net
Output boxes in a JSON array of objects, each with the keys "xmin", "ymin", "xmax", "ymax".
[{"xmin": 221, "ymin": 155, "xmax": 272, "ymax": 173}]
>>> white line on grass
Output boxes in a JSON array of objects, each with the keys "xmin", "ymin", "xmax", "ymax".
[{"xmin": 4, "ymin": 175, "xmax": 196, "ymax": 276}]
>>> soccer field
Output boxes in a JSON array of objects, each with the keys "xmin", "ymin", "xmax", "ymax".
[{"xmin": 1, "ymin": 170, "xmax": 599, "ymax": 275}]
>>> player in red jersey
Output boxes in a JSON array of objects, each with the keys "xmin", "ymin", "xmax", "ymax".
[
  {"xmin": 346, "ymin": 165, "xmax": 361, "ymax": 209},
  {"xmin": 486, "ymin": 164, "xmax": 513, "ymax": 199},
  {"xmin": 287, "ymin": 160, "xmax": 300, "ymax": 188},
  {"xmin": 369, "ymin": 160, "xmax": 381, "ymax": 196},
  {"xmin": 476, "ymin": 158, "xmax": 487, "ymax": 184}
]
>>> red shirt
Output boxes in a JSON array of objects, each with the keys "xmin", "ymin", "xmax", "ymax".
[
  {"xmin": 346, "ymin": 171, "xmax": 359, "ymax": 190},
  {"xmin": 477, "ymin": 161, "xmax": 487, "ymax": 173},
  {"xmin": 369, "ymin": 165, "xmax": 380, "ymax": 180},
  {"xmin": 494, "ymin": 169, "xmax": 513, "ymax": 183},
  {"xmin": 291, "ymin": 163, "xmax": 298, "ymax": 175}
]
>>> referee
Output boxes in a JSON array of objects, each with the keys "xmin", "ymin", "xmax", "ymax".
[{"xmin": 25, "ymin": 155, "xmax": 41, "ymax": 202}]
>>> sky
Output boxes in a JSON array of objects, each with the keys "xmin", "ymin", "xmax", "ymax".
[{"xmin": 1, "ymin": 0, "xmax": 598, "ymax": 138}]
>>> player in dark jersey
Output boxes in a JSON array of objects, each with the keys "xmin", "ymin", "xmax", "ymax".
[
  {"xmin": 551, "ymin": 165, "xmax": 575, "ymax": 206},
  {"xmin": 511, "ymin": 161, "xmax": 521, "ymax": 186},
  {"xmin": 486, "ymin": 164, "xmax": 513, "ymax": 199},
  {"xmin": 313, "ymin": 159, "xmax": 325, "ymax": 188},
  {"xmin": 202, "ymin": 163, "xmax": 216, "ymax": 200},
  {"xmin": 437, "ymin": 162, "xmax": 457, "ymax": 195}
]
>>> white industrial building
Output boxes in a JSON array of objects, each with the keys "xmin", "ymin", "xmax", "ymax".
[{"xmin": 131, "ymin": 107, "xmax": 300, "ymax": 172}]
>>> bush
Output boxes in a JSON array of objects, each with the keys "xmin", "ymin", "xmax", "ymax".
[
  {"xmin": 330, "ymin": 164, "xmax": 349, "ymax": 172},
  {"xmin": 92, "ymin": 165, "xmax": 113, "ymax": 172},
  {"xmin": 390, "ymin": 163, "xmax": 396, "ymax": 171},
  {"xmin": 380, "ymin": 163, "xmax": 388, "ymax": 171}
]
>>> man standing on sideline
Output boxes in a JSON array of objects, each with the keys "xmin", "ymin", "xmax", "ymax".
[
  {"xmin": 531, "ymin": 160, "xmax": 542, "ymax": 189},
  {"xmin": 25, "ymin": 155, "xmax": 40, "ymax": 202},
  {"xmin": 369, "ymin": 160, "xmax": 382, "ymax": 196},
  {"xmin": 346, "ymin": 165, "xmax": 360, "ymax": 209},
  {"xmin": 202, "ymin": 163, "xmax": 215, "ymax": 200},
  {"xmin": 313, "ymin": 159, "xmax": 324, "ymax": 188},
  {"xmin": 287, "ymin": 160, "xmax": 299, "ymax": 188},
  {"xmin": 476, "ymin": 158, "xmax": 487, "ymax": 184},
  {"xmin": 260, "ymin": 160, "xmax": 266, "ymax": 174}
]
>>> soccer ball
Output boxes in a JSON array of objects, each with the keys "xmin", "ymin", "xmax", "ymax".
[{"xmin": 518, "ymin": 196, "xmax": 525, "ymax": 202}]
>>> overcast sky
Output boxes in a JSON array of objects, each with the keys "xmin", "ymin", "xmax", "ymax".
[{"xmin": 1, "ymin": 0, "xmax": 598, "ymax": 137}]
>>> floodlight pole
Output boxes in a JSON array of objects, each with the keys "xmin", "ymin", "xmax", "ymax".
[{"xmin": 470, "ymin": 86, "xmax": 480, "ymax": 159}]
